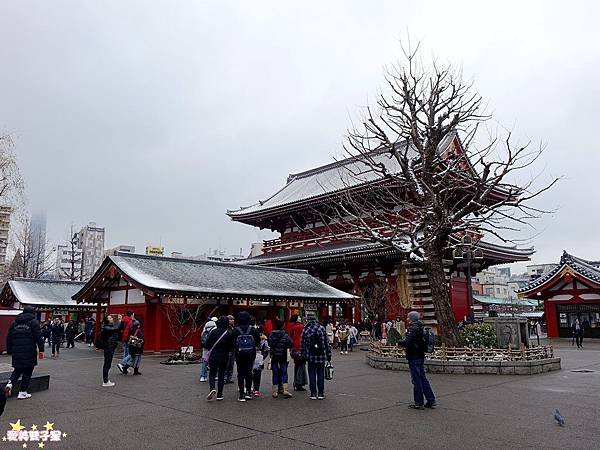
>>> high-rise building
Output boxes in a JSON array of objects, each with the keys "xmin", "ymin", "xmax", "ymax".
[
  {"xmin": 105, "ymin": 245, "xmax": 135, "ymax": 257},
  {"xmin": 55, "ymin": 243, "xmax": 83, "ymax": 280},
  {"xmin": 75, "ymin": 222, "xmax": 105, "ymax": 280},
  {"xmin": 28, "ymin": 210, "xmax": 47, "ymax": 277},
  {"xmin": 0, "ymin": 206, "xmax": 12, "ymax": 275}
]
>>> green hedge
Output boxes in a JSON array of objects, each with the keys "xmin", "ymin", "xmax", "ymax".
[{"xmin": 460, "ymin": 323, "xmax": 497, "ymax": 348}]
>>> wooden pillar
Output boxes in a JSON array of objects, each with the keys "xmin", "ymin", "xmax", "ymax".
[
  {"xmin": 319, "ymin": 304, "xmax": 328, "ymax": 322},
  {"xmin": 332, "ymin": 303, "xmax": 337, "ymax": 324},
  {"xmin": 227, "ymin": 300, "xmax": 234, "ymax": 315},
  {"xmin": 94, "ymin": 302, "xmax": 102, "ymax": 336},
  {"xmin": 284, "ymin": 301, "xmax": 290, "ymax": 323},
  {"xmin": 352, "ymin": 276, "xmax": 362, "ymax": 323},
  {"xmin": 153, "ymin": 299, "xmax": 162, "ymax": 353}
]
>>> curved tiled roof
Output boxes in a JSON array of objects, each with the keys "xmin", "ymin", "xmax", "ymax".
[
  {"xmin": 518, "ymin": 251, "xmax": 600, "ymax": 294},
  {"xmin": 2, "ymin": 279, "xmax": 86, "ymax": 307}
]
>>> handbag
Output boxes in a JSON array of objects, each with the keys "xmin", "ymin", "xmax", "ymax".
[
  {"xmin": 325, "ymin": 361, "xmax": 334, "ymax": 380},
  {"xmin": 128, "ymin": 330, "xmax": 144, "ymax": 349},
  {"xmin": 203, "ymin": 330, "xmax": 227, "ymax": 363}
]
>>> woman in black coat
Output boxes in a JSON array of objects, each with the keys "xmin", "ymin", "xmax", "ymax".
[
  {"xmin": 65, "ymin": 320, "xmax": 77, "ymax": 348},
  {"xmin": 5, "ymin": 306, "xmax": 45, "ymax": 399},
  {"xmin": 100, "ymin": 316, "xmax": 120, "ymax": 387},
  {"xmin": 205, "ymin": 316, "xmax": 234, "ymax": 401}
]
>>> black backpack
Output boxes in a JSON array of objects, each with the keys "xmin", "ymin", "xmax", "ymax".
[
  {"xmin": 422, "ymin": 327, "xmax": 435, "ymax": 353},
  {"xmin": 235, "ymin": 326, "xmax": 256, "ymax": 355}
]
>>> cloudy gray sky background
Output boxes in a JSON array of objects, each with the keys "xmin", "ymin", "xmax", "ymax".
[{"xmin": 1, "ymin": 0, "xmax": 598, "ymax": 269}]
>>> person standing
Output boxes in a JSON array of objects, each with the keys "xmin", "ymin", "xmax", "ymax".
[
  {"xmin": 85, "ymin": 317, "xmax": 95, "ymax": 348},
  {"xmin": 4, "ymin": 306, "xmax": 45, "ymax": 400},
  {"xmin": 572, "ymin": 318, "xmax": 584, "ymax": 349},
  {"xmin": 301, "ymin": 311, "xmax": 331, "ymax": 400},
  {"xmin": 336, "ymin": 322, "xmax": 350, "ymax": 355},
  {"xmin": 41, "ymin": 321, "xmax": 51, "ymax": 347},
  {"xmin": 65, "ymin": 320, "xmax": 77, "ymax": 348},
  {"xmin": 119, "ymin": 320, "xmax": 144, "ymax": 375},
  {"xmin": 231, "ymin": 311, "xmax": 260, "ymax": 402},
  {"xmin": 224, "ymin": 315, "xmax": 236, "ymax": 384},
  {"xmin": 399, "ymin": 311, "xmax": 436, "ymax": 410},
  {"xmin": 99, "ymin": 315, "xmax": 120, "ymax": 387},
  {"xmin": 268, "ymin": 319, "xmax": 293, "ymax": 398},
  {"xmin": 200, "ymin": 319, "xmax": 217, "ymax": 382},
  {"xmin": 325, "ymin": 320, "xmax": 334, "ymax": 348},
  {"xmin": 118, "ymin": 311, "xmax": 134, "ymax": 365},
  {"xmin": 289, "ymin": 315, "xmax": 307, "ymax": 392},
  {"xmin": 50, "ymin": 317, "xmax": 64, "ymax": 357},
  {"xmin": 252, "ymin": 333, "xmax": 270, "ymax": 397},
  {"xmin": 348, "ymin": 323, "xmax": 358, "ymax": 352},
  {"xmin": 206, "ymin": 316, "xmax": 234, "ymax": 401}
]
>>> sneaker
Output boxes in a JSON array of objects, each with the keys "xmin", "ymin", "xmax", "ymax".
[
  {"xmin": 102, "ymin": 381, "xmax": 115, "ymax": 387},
  {"xmin": 199, "ymin": 377, "xmax": 207, "ymax": 382},
  {"xmin": 310, "ymin": 396, "xmax": 317, "ymax": 400},
  {"xmin": 317, "ymin": 395, "xmax": 325, "ymax": 400},
  {"xmin": 4, "ymin": 382, "xmax": 12, "ymax": 397},
  {"xmin": 408, "ymin": 404, "xmax": 424, "ymax": 410},
  {"xmin": 117, "ymin": 363, "xmax": 126, "ymax": 374},
  {"xmin": 424, "ymin": 401, "xmax": 437, "ymax": 409},
  {"xmin": 238, "ymin": 397, "xmax": 246, "ymax": 402},
  {"xmin": 216, "ymin": 396, "xmax": 224, "ymax": 401},
  {"xmin": 244, "ymin": 392, "xmax": 252, "ymax": 400},
  {"xmin": 207, "ymin": 389, "xmax": 217, "ymax": 400},
  {"xmin": 224, "ymin": 379, "xmax": 234, "ymax": 384},
  {"xmin": 17, "ymin": 392, "xmax": 31, "ymax": 400},
  {"xmin": 253, "ymin": 391, "xmax": 263, "ymax": 398}
]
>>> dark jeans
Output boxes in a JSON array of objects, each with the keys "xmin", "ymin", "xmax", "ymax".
[
  {"xmin": 307, "ymin": 362, "xmax": 325, "ymax": 397},
  {"xmin": 209, "ymin": 359, "xmax": 228, "ymax": 396},
  {"xmin": 86, "ymin": 334, "xmax": 94, "ymax": 345},
  {"xmin": 66, "ymin": 338, "xmax": 75, "ymax": 348},
  {"xmin": 52, "ymin": 341, "xmax": 60, "ymax": 355},
  {"xmin": 576, "ymin": 335, "xmax": 583, "ymax": 348},
  {"xmin": 252, "ymin": 368, "xmax": 262, "ymax": 391},
  {"xmin": 103, "ymin": 348, "xmax": 115, "ymax": 383},
  {"xmin": 271, "ymin": 359, "xmax": 288, "ymax": 385},
  {"xmin": 340, "ymin": 340, "xmax": 348, "ymax": 352},
  {"xmin": 225, "ymin": 351, "xmax": 235, "ymax": 381},
  {"xmin": 10, "ymin": 367, "xmax": 34, "ymax": 392},
  {"xmin": 236, "ymin": 355, "xmax": 254, "ymax": 397},
  {"xmin": 408, "ymin": 359, "xmax": 435, "ymax": 406}
]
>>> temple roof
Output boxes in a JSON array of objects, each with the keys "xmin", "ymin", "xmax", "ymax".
[
  {"xmin": 228, "ymin": 134, "xmax": 457, "ymax": 220},
  {"xmin": 245, "ymin": 239, "xmax": 533, "ymax": 267},
  {"xmin": 1, "ymin": 279, "xmax": 86, "ymax": 307},
  {"xmin": 519, "ymin": 251, "xmax": 600, "ymax": 296},
  {"xmin": 473, "ymin": 295, "xmax": 538, "ymax": 307},
  {"xmin": 73, "ymin": 253, "xmax": 355, "ymax": 302}
]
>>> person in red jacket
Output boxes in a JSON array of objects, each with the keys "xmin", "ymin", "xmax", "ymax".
[
  {"xmin": 289, "ymin": 314, "xmax": 307, "ymax": 391},
  {"xmin": 117, "ymin": 311, "xmax": 134, "ymax": 372}
]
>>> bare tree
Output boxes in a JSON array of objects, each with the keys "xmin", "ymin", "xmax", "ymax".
[
  {"xmin": 322, "ymin": 43, "xmax": 557, "ymax": 346},
  {"xmin": 12, "ymin": 213, "xmax": 55, "ymax": 279},
  {"xmin": 361, "ymin": 280, "xmax": 389, "ymax": 322},
  {"xmin": 164, "ymin": 299, "xmax": 218, "ymax": 360},
  {"xmin": 59, "ymin": 224, "xmax": 82, "ymax": 281},
  {"xmin": 0, "ymin": 134, "xmax": 24, "ymax": 206}
]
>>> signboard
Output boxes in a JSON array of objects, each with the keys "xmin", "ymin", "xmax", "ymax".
[{"xmin": 146, "ymin": 245, "xmax": 164, "ymax": 256}]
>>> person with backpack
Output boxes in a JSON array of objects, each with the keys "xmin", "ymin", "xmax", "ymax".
[
  {"xmin": 200, "ymin": 319, "xmax": 217, "ymax": 382},
  {"xmin": 118, "ymin": 320, "xmax": 144, "ymax": 375},
  {"xmin": 98, "ymin": 315, "xmax": 120, "ymax": 387},
  {"xmin": 50, "ymin": 317, "xmax": 64, "ymax": 357},
  {"xmin": 398, "ymin": 311, "xmax": 436, "ymax": 410},
  {"xmin": 301, "ymin": 311, "xmax": 331, "ymax": 400},
  {"xmin": 85, "ymin": 317, "xmax": 95, "ymax": 348},
  {"xmin": 118, "ymin": 310, "xmax": 135, "ymax": 365},
  {"xmin": 4, "ymin": 306, "xmax": 45, "ymax": 400},
  {"xmin": 348, "ymin": 323, "xmax": 358, "ymax": 352},
  {"xmin": 268, "ymin": 319, "xmax": 293, "ymax": 398},
  {"xmin": 205, "ymin": 316, "xmax": 234, "ymax": 401},
  {"xmin": 231, "ymin": 311, "xmax": 260, "ymax": 402}
]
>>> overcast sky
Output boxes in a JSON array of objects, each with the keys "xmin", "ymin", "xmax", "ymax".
[{"xmin": 0, "ymin": 1, "xmax": 598, "ymax": 269}]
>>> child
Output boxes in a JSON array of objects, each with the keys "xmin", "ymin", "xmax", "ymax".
[{"xmin": 252, "ymin": 334, "xmax": 269, "ymax": 397}]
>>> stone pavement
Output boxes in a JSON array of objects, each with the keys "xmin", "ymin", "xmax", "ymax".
[{"xmin": 0, "ymin": 339, "xmax": 599, "ymax": 449}]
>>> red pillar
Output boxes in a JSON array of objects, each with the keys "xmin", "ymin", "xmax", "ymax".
[
  {"xmin": 153, "ymin": 301, "xmax": 162, "ymax": 353},
  {"xmin": 319, "ymin": 305, "xmax": 328, "ymax": 322},
  {"xmin": 544, "ymin": 298, "xmax": 558, "ymax": 338},
  {"xmin": 94, "ymin": 303, "xmax": 102, "ymax": 336},
  {"xmin": 227, "ymin": 300, "xmax": 234, "ymax": 315}
]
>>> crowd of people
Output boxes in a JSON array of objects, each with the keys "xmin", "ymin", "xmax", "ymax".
[{"xmin": 38, "ymin": 316, "xmax": 97, "ymax": 357}]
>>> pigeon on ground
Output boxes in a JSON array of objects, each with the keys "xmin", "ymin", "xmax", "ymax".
[{"xmin": 554, "ymin": 409, "xmax": 565, "ymax": 426}]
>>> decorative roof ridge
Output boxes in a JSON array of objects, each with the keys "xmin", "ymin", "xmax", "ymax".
[
  {"xmin": 112, "ymin": 252, "xmax": 311, "ymax": 275},
  {"xmin": 10, "ymin": 278, "xmax": 86, "ymax": 285}
]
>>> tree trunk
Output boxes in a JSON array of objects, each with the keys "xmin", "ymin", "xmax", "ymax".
[{"xmin": 421, "ymin": 253, "xmax": 461, "ymax": 347}]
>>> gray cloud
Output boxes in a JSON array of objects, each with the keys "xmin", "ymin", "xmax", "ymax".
[{"xmin": 0, "ymin": 0, "xmax": 598, "ymax": 266}]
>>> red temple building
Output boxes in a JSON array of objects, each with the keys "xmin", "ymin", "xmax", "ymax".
[
  {"xmin": 519, "ymin": 252, "xmax": 600, "ymax": 339},
  {"xmin": 229, "ymin": 135, "xmax": 533, "ymax": 327},
  {"xmin": 72, "ymin": 253, "xmax": 353, "ymax": 352}
]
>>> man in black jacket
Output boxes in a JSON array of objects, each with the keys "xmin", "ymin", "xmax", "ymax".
[
  {"xmin": 5, "ymin": 306, "xmax": 45, "ymax": 399},
  {"xmin": 399, "ymin": 311, "xmax": 436, "ymax": 410},
  {"xmin": 231, "ymin": 311, "xmax": 261, "ymax": 402}
]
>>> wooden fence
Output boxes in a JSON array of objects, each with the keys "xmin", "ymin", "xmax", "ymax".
[{"xmin": 370, "ymin": 342, "xmax": 555, "ymax": 361}]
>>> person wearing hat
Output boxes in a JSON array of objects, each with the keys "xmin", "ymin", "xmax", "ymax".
[
  {"xmin": 200, "ymin": 319, "xmax": 217, "ymax": 382},
  {"xmin": 399, "ymin": 311, "xmax": 436, "ymax": 410},
  {"xmin": 5, "ymin": 306, "xmax": 45, "ymax": 400}
]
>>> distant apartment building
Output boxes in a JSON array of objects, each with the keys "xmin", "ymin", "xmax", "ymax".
[
  {"xmin": 55, "ymin": 243, "xmax": 83, "ymax": 280},
  {"xmin": 475, "ymin": 267, "xmax": 510, "ymax": 299},
  {"xmin": 75, "ymin": 222, "xmax": 105, "ymax": 280},
  {"xmin": 197, "ymin": 249, "xmax": 246, "ymax": 263},
  {"xmin": 0, "ymin": 206, "xmax": 12, "ymax": 274},
  {"xmin": 105, "ymin": 245, "xmax": 135, "ymax": 257},
  {"xmin": 527, "ymin": 263, "xmax": 559, "ymax": 281}
]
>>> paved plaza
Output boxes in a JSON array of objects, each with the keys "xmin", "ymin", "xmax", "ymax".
[{"xmin": 1, "ymin": 340, "xmax": 599, "ymax": 449}]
